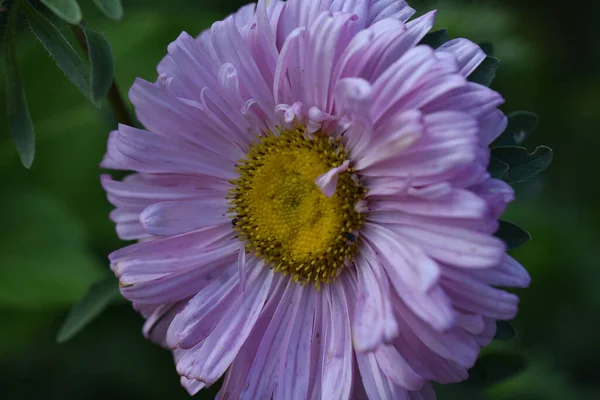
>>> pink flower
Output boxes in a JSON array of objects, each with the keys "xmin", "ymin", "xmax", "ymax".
[{"xmin": 101, "ymin": 0, "xmax": 531, "ymax": 398}]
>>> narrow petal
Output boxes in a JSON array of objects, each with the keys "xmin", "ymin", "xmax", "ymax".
[
  {"xmin": 274, "ymin": 285, "xmax": 316, "ymax": 400},
  {"xmin": 378, "ymin": 218, "xmax": 506, "ymax": 268},
  {"xmin": 363, "ymin": 223, "xmax": 440, "ymax": 291},
  {"xmin": 315, "ymin": 160, "xmax": 350, "ymax": 197},
  {"xmin": 104, "ymin": 124, "xmax": 236, "ymax": 179},
  {"xmin": 368, "ymin": 0, "xmax": 416, "ymax": 23},
  {"xmin": 166, "ymin": 261, "xmax": 243, "ymax": 349},
  {"xmin": 360, "ymin": 240, "xmax": 454, "ymax": 331},
  {"xmin": 217, "ymin": 276, "xmax": 287, "ymax": 400},
  {"xmin": 320, "ymin": 283, "xmax": 353, "ymax": 400},
  {"xmin": 190, "ymin": 263, "xmax": 274, "ymax": 385},
  {"xmin": 140, "ymin": 197, "xmax": 229, "ymax": 236},
  {"xmin": 437, "ymin": 39, "xmax": 486, "ymax": 77},
  {"xmin": 469, "ymin": 255, "xmax": 531, "ymax": 288},
  {"xmin": 370, "ymin": 188, "xmax": 489, "ymax": 219},
  {"xmin": 242, "ymin": 282, "xmax": 305, "ymax": 398},
  {"xmin": 375, "ymin": 344, "xmax": 426, "ymax": 391},
  {"xmin": 352, "ymin": 254, "xmax": 398, "ymax": 351},
  {"xmin": 109, "ymin": 223, "xmax": 233, "ymax": 264},
  {"xmin": 441, "ymin": 268, "xmax": 520, "ymax": 320}
]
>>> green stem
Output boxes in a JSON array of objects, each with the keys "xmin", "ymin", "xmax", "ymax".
[{"xmin": 70, "ymin": 23, "xmax": 133, "ymax": 126}]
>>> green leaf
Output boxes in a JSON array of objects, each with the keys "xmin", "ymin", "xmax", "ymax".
[
  {"xmin": 0, "ymin": 0, "xmax": 16, "ymax": 52},
  {"xmin": 491, "ymin": 146, "xmax": 553, "ymax": 184},
  {"xmin": 468, "ymin": 55, "xmax": 500, "ymax": 87},
  {"xmin": 494, "ymin": 111, "xmax": 540, "ymax": 147},
  {"xmin": 419, "ymin": 29, "xmax": 449, "ymax": 49},
  {"xmin": 82, "ymin": 24, "xmax": 114, "ymax": 103},
  {"xmin": 57, "ymin": 274, "xmax": 120, "ymax": 343},
  {"xmin": 478, "ymin": 42, "xmax": 494, "ymax": 56},
  {"xmin": 0, "ymin": 192, "xmax": 102, "ymax": 309},
  {"xmin": 494, "ymin": 321, "xmax": 518, "ymax": 340},
  {"xmin": 468, "ymin": 352, "xmax": 527, "ymax": 387},
  {"xmin": 92, "ymin": 0, "xmax": 123, "ymax": 20},
  {"xmin": 488, "ymin": 156, "xmax": 509, "ymax": 180},
  {"xmin": 22, "ymin": 1, "xmax": 96, "ymax": 105},
  {"xmin": 495, "ymin": 220, "xmax": 531, "ymax": 250},
  {"xmin": 4, "ymin": 2, "xmax": 35, "ymax": 168},
  {"xmin": 41, "ymin": 0, "xmax": 82, "ymax": 25}
]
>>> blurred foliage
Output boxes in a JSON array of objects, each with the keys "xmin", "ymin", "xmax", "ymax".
[{"xmin": 0, "ymin": 0, "xmax": 598, "ymax": 399}]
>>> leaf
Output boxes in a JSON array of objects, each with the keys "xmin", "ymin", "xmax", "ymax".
[
  {"xmin": 488, "ymin": 156, "xmax": 509, "ymax": 180},
  {"xmin": 478, "ymin": 42, "xmax": 494, "ymax": 56},
  {"xmin": 57, "ymin": 274, "xmax": 121, "ymax": 343},
  {"xmin": 4, "ymin": 2, "xmax": 35, "ymax": 168},
  {"xmin": 41, "ymin": 0, "xmax": 82, "ymax": 24},
  {"xmin": 494, "ymin": 321, "xmax": 518, "ymax": 340},
  {"xmin": 92, "ymin": 0, "xmax": 123, "ymax": 20},
  {"xmin": 22, "ymin": 1, "xmax": 96, "ymax": 105},
  {"xmin": 82, "ymin": 24, "xmax": 114, "ymax": 103},
  {"xmin": 419, "ymin": 29, "xmax": 449, "ymax": 49},
  {"xmin": 0, "ymin": 0, "xmax": 16, "ymax": 52},
  {"xmin": 468, "ymin": 352, "xmax": 527, "ymax": 387},
  {"xmin": 495, "ymin": 220, "xmax": 531, "ymax": 250},
  {"xmin": 491, "ymin": 146, "xmax": 553, "ymax": 184},
  {"xmin": 468, "ymin": 55, "xmax": 500, "ymax": 87},
  {"xmin": 0, "ymin": 192, "xmax": 103, "ymax": 309},
  {"xmin": 494, "ymin": 111, "xmax": 540, "ymax": 147}
]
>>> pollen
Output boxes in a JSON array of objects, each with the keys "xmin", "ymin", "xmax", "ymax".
[{"xmin": 229, "ymin": 127, "xmax": 366, "ymax": 287}]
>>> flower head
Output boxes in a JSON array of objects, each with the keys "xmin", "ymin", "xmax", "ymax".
[{"xmin": 101, "ymin": 0, "xmax": 531, "ymax": 398}]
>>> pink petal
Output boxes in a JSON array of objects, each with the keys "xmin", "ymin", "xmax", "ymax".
[
  {"xmin": 315, "ymin": 160, "xmax": 350, "ymax": 197},
  {"xmin": 320, "ymin": 283, "xmax": 354, "ymax": 400},
  {"xmin": 274, "ymin": 285, "xmax": 316, "ymax": 400},
  {"xmin": 140, "ymin": 197, "xmax": 229, "ymax": 236},
  {"xmin": 352, "ymin": 254, "xmax": 399, "ymax": 351},
  {"xmin": 189, "ymin": 263, "xmax": 274, "ymax": 385},
  {"xmin": 242, "ymin": 282, "xmax": 305, "ymax": 398},
  {"xmin": 437, "ymin": 38, "xmax": 486, "ymax": 77}
]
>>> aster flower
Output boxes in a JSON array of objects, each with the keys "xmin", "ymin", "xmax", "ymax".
[{"xmin": 101, "ymin": 0, "xmax": 531, "ymax": 398}]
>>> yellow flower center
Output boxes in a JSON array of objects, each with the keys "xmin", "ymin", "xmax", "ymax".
[{"xmin": 230, "ymin": 128, "xmax": 366, "ymax": 287}]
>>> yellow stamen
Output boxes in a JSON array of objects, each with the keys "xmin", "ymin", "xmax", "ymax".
[{"xmin": 230, "ymin": 127, "xmax": 366, "ymax": 286}]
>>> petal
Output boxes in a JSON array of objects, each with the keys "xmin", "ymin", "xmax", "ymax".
[
  {"xmin": 360, "ymin": 239, "xmax": 453, "ymax": 331},
  {"xmin": 375, "ymin": 344, "xmax": 426, "ymax": 391},
  {"xmin": 109, "ymin": 223, "xmax": 233, "ymax": 264},
  {"xmin": 189, "ymin": 263, "xmax": 274, "ymax": 385},
  {"xmin": 303, "ymin": 11, "xmax": 362, "ymax": 112},
  {"xmin": 370, "ymin": 11, "xmax": 437, "ymax": 79},
  {"xmin": 352, "ymin": 254, "xmax": 399, "ymax": 351},
  {"xmin": 369, "ymin": 188, "xmax": 489, "ymax": 219},
  {"xmin": 140, "ymin": 197, "xmax": 229, "ymax": 236},
  {"xmin": 437, "ymin": 38, "xmax": 486, "ymax": 77},
  {"xmin": 441, "ymin": 268, "xmax": 520, "ymax": 320},
  {"xmin": 469, "ymin": 255, "xmax": 531, "ymax": 288},
  {"xmin": 130, "ymin": 77, "xmax": 247, "ymax": 159},
  {"xmin": 480, "ymin": 108, "xmax": 508, "ymax": 145},
  {"xmin": 394, "ymin": 299, "xmax": 480, "ymax": 368},
  {"xmin": 118, "ymin": 244, "xmax": 238, "ymax": 305},
  {"xmin": 315, "ymin": 160, "xmax": 350, "ymax": 197},
  {"xmin": 217, "ymin": 276, "xmax": 287, "ymax": 399},
  {"xmin": 378, "ymin": 218, "xmax": 506, "ymax": 268},
  {"xmin": 363, "ymin": 223, "xmax": 440, "ymax": 291},
  {"xmin": 356, "ymin": 352, "xmax": 411, "ymax": 399},
  {"xmin": 242, "ymin": 282, "xmax": 305, "ymax": 399},
  {"xmin": 103, "ymin": 124, "xmax": 237, "ymax": 179},
  {"xmin": 320, "ymin": 283, "xmax": 353, "ymax": 400},
  {"xmin": 368, "ymin": 0, "xmax": 416, "ymax": 23},
  {"xmin": 143, "ymin": 300, "xmax": 189, "ymax": 346},
  {"xmin": 166, "ymin": 260, "xmax": 245, "ymax": 349},
  {"xmin": 274, "ymin": 285, "xmax": 317, "ymax": 400}
]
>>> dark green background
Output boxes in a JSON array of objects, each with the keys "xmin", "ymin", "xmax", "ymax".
[{"xmin": 1, "ymin": 0, "xmax": 598, "ymax": 398}]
